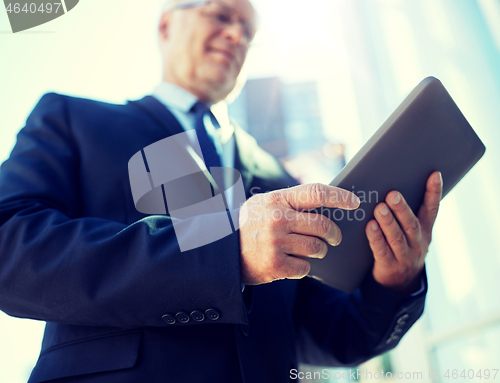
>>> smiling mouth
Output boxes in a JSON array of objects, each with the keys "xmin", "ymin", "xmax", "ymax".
[{"xmin": 209, "ymin": 48, "xmax": 236, "ymax": 64}]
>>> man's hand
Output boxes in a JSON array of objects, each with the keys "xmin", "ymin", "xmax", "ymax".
[
  {"xmin": 365, "ymin": 171, "xmax": 443, "ymax": 295},
  {"xmin": 239, "ymin": 183, "xmax": 360, "ymax": 285}
]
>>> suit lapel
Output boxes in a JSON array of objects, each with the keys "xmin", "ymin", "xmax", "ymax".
[
  {"xmin": 128, "ymin": 96, "xmax": 218, "ymax": 191},
  {"xmin": 232, "ymin": 124, "xmax": 256, "ymax": 194},
  {"xmin": 128, "ymin": 96, "xmax": 185, "ymax": 137},
  {"xmin": 231, "ymin": 121, "xmax": 300, "ymax": 196}
]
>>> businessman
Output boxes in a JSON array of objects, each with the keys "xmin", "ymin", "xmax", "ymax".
[{"xmin": 0, "ymin": 0, "xmax": 442, "ymax": 382}]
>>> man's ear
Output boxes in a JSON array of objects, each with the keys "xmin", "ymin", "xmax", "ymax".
[{"xmin": 158, "ymin": 12, "xmax": 171, "ymax": 41}]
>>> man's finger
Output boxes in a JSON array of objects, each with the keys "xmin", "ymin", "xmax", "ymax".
[
  {"xmin": 418, "ymin": 171, "xmax": 443, "ymax": 233},
  {"xmin": 366, "ymin": 220, "xmax": 396, "ymax": 264},
  {"xmin": 281, "ymin": 234, "xmax": 328, "ymax": 259},
  {"xmin": 280, "ymin": 183, "xmax": 360, "ymax": 212},
  {"xmin": 287, "ymin": 211, "xmax": 341, "ymax": 246},
  {"xmin": 374, "ymin": 202, "xmax": 409, "ymax": 258},
  {"xmin": 385, "ymin": 191, "xmax": 421, "ymax": 249},
  {"xmin": 279, "ymin": 256, "xmax": 311, "ymax": 280}
]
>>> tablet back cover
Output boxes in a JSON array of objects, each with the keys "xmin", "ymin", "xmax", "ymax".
[{"xmin": 308, "ymin": 77, "xmax": 486, "ymax": 292}]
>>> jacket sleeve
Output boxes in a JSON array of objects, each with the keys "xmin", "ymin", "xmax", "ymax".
[
  {"xmin": 293, "ymin": 269, "xmax": 427, "ymax": 367},
  {"xmin": 0, "ymin": 93, "xmax": 248, "ymax": 328}
]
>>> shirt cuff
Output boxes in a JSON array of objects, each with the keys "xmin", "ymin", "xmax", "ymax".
[{"xmin": 409, "ymin": 274, "xmax": 425, "ymax": 297}]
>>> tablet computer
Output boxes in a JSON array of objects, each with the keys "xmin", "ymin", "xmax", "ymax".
[{"xmin": 308, "ymin": 77, "xmax": 486, "ymax": 292}]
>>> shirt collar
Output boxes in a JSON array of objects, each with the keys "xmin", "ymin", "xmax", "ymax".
[
  {"xmin": 153, "ymin": 82, "xmax": 199, "ymax": 113},
  {"xmin": 152, "ymin": 81, "xmax": 234, "ymax": 143}
]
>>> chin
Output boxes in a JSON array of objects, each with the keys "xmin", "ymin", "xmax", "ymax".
[
  {"xmin": 195, "ymin": 64, "xmax": 237, "ymax": 99},
  {"xmin": 201, "ymin": 61, "xmax": 237, "ymax": 81},
  {"xmin": 205, "ymin": 76, "xmax": 237, "ymax": 97}
]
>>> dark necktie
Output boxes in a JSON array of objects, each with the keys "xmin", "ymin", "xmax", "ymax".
[{"xmin": 190, "ymin": 101, "xmax": 222, "ymax": 171}]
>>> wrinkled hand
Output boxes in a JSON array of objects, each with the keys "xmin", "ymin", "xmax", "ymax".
[
  {"xmin": 239, "ymin": 183, "xmax": 360, "ymax": 285},
  {"xmin": 365, "ymin": 171, "xmax": 443, "ymax": 295}
]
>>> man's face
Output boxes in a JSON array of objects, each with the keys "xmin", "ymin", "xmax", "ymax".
[{"xmin": 159, "ymin": 0, "xmax": 257, "ymax": 103}]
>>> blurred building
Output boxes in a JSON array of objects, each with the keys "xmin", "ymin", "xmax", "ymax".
[{"xmin": 228, "ymin": 77, "xmax": 345, "ymax": 185}]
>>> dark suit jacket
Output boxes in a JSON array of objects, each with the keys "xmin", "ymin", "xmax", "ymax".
[{"xmin": 0, "ymin": 93, "xmax": 427, "ymax": 383}]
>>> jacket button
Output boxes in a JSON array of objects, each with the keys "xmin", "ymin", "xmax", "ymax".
[
  {"xmin": 162, "ymin": 313, "xmax": 176, "ymax": 325},
  {"xmin": 190, "ymin": 310, "xmax": 205, "ymax": 322},
  {"xmin": 175, "ymin": 311, "xmax": 190, "ymax": 324},
  {"xmin": 397, "ymin": 314, "xmax": 409, "ymax": 324},
  {"xmin": 205, "ymin": 308, "xmax": 220, "ymax": 321},
  {"xmin": 385, "ymin": 334, "xmax": 400, "ymax": 344}
]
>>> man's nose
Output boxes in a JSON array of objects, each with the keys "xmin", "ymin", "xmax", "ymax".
[{"xmin": 222, "ymin": 21, "xmax": 249, "ymax": 46}]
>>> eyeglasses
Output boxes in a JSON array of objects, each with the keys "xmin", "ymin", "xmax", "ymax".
[{"xmin": 170, "ymin": 0, "xmax": 256, "ymax": 45}]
